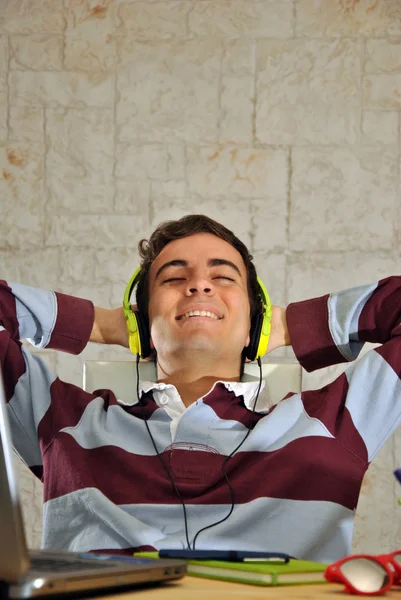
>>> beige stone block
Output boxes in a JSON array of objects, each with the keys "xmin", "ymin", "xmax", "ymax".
[
  {"xmin": 296, "ymin": 0, "xmax": 401, "ymax": 37},
  {"xmin": 288, "ymin": 251, "xmax": 401, "ymax": 302},
  {"xmin": 222, "ymin": 39, "xmax": 254, "ymax": 78},
  {"xmin": 290, "ymin": 147, "xmax": 397, "ymax": 252},
  {"xmin": 94, "ymin": 248, "xmax": 142, "ymax": 284},
  {"xmin": 188, "ymin": 1, "xmax": 292, "ymax": 38},
  {"xmin": 0, "ymin": 248, "xmax": 59, "ymax": 288},
  {"xmin": 362, "ymin": 111, "xmax": 399, "ymax": 146},
  {"xmin": 353, "ymin": 439, "xmax": 396, "ymax": 554},
  {"xmin": 8, "ymin": 107, "xmax": 44, "ymax": 142},
  {"xmin": 220, "ymin": 76, "xmax": 254, "ymax": 144},
  {"xmin": 10, "ymin": 71, "xmax": 114, "ymax": 108},
  {"xmin": 252, "ymin": 251, "xmax": 286, "ymax": 308},
  {"xmin": 363, "ymin": 74, "xmax": 401, "ymax": 110},
  {"xmin": 45, "ymin": 108, "xmax": 114, "ymax": 212},
  {"xmin": 116, "ymin": 38, "xmax": 220, "ymax": 143},
  {"xmin": 115, "ymin": 142, "xmax": 186, "ymax": 180},
  {"xmin": 365, "ymin": 38, "xmax": 401, "ymax": 74},
  {"xmin": 251, "ymin": 199, "xmax": 288, "ymax": 253},
  {"xmin": 151, "ymin": 195, "xmax": 252, "ymax": 248},
  {"xmin": 16, "ymin": 459, "xmax": 43, "ymax": 549},
  {"xmin": 117, "ymin": 1, "xmax": 188, "ymax": 39},
  {"xmin": 114, "ymin": 179, "xmax": 151, "ymax": 214},
  {"xmin": 187, "ymin": 146, "xmax": 288, "ymax": 200},
  {"xmin": 65, "ymin": 0, "xmax": 116, "ymax": 71},
  {"xmin": 45, "ymin": 214, "xmax": 148, "ymax": 248},
  {"xmin": 257, "ymin": 39, "xmax": 362, "ymax": 108},
  {"xmin": 10, "ymin": 35, "xmax": 63, "ymax": 70},
  {"xmin": 0, "ymin": 35, "xmax": 7, "ymax": 88},
  {"xmin": 0, "ymin": 94, "xmax": 6, "ymax": 145},
  {"xmin": 59, "ymin": 247, "xmax": 97, "ymax": 286},
  {"xmin": 0, "ymin": 144, "xmax": 44, "ymax": 248},
  {"xmin": 150, "ymin": 179, "xmax": 187, "ymax": 200},
  {"xmin": 0, "ymin": 0, "xmax": 65, "ymax": 34},
  {"xmin": 257, "ymin": 104, "xmax": 361, "ymax": 145}
]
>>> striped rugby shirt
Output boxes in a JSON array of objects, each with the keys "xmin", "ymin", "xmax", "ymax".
[{"xmin": 1, "ymin": 277, "xmax": 401, "ymax": 562}]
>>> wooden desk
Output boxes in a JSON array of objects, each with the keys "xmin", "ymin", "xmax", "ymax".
[{"xmin": 84, "ymin": 576, "xmax": 401, "ymax": 600}]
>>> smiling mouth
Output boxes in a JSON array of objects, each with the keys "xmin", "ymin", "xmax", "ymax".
[{"xmin": 177, "ymin": 310, "xmax": 222, "ymax": 321}]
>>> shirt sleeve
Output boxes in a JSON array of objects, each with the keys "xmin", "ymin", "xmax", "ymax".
[
  {"xmin": 0, "ymin": 280, "xmax": 94, "ymax": 472},
  {"xmin": 287, "ymin": 276, "xmax": 401, "ymax": 461}
]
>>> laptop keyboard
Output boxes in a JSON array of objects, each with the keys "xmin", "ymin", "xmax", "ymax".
[{"xmin": 30, "ymin": 556, "xmax": 117, "ymax": 573}]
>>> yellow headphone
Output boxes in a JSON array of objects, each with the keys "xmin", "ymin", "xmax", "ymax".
[{"xmin": 123, "ymin": 267, "xmax": 272, "ymax": 361}]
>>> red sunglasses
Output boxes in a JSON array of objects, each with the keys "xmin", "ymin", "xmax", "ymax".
[{"xmin": 325, "ymin": 550, "xmax": 401, "ymax": 595}]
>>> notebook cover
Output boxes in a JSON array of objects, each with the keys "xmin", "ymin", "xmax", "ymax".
[{"xmin": 134, "ymin": 552, "xmax": 327, "ymax": 586}]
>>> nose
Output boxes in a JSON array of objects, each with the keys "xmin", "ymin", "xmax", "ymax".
[{"xmin": 185, "ymin": 275, "xmax": 214, "ymax": 296}]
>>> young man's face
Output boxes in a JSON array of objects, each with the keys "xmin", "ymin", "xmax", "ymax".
[{"xmin": 148, "ymin": 232, "xmax": 251, "ymax": 363}]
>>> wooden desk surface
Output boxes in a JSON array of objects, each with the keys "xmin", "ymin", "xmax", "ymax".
[{"xmin": 84, "ymin": 576, "xmax": 401, "ymax": 600}]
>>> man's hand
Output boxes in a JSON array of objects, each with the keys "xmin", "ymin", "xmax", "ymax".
[
  {"xmin": 90, "ymin": 306, "xmax": 134, "ymax": 348},
  {"xmin": 266, "ymin": 305, "xmax": 291, "ymax": 354}
]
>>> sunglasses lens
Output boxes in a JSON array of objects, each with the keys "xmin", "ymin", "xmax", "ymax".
[{"xmin": 339, "ymin": 558, "xmax": 390, "ymax": 594}]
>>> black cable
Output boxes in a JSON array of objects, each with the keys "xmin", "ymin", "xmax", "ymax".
[
  {"xmin": 191, "ymin": 356, "xmax": 263, "ymax": 549},
  {"xmin": 136, "ymin": 355, "xmax": 192, "ymax": 550},
  {"xmin": 136, "ymin": 355, "xmax": 263, "ymax": 551}
]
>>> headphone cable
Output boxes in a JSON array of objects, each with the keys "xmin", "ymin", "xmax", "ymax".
[{"xmin": 136, "ymin": 354, "xmax": 263, "ymax": 551}]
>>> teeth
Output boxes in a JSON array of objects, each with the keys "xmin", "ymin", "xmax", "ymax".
[{"xmin": 181, "ymin": 310, "xmax": 219, "ymax": 320}]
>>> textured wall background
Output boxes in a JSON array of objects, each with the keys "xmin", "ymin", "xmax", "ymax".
[{"xmin": 1, "ymin": 0, "xmax": 401, "ymax": 553}]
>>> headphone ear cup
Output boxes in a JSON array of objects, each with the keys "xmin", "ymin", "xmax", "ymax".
[
  {"xmin": 246, "ymin": 312, "xmax": 263, "ymax": 362},
  {"xmin": 134, "ymin": 310, "xmax": 151, "ymax": 359}
]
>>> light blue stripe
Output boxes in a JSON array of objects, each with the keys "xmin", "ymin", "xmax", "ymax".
[
  {"xmin": 43, "ymin": 489, "xmax": 354, "ymax": 562},
  {"xmin": 328, "ymin": 282, "xmax": 377, "ymax": 362},
  {"xmin": 11, "ymin": 283, "xmax": 57, "ymax": 348},
  {"xmin": 8, "ymin": 346, "xmax": 57, "ymax": 467},
  {"xmin": 60, "ymin": 398, "xmax": 173, "ymax": 455},
  {"xmin": 345, "ymin": 349, "xmax": 401, "ymax": 461}
]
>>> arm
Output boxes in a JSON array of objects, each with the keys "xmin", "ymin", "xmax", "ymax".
[
  {"xmin": 90, "ymin": 306, "xmax": 129, "ymax": 348},
  {"xmin": 286, "ymin": 277, "xmax": 401, "ymax": 372},
  {"xmin": 0, "ymin": 280, "xmax": 94, "ymax": 470}
]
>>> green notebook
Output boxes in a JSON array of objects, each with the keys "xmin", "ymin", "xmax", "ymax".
[{"xmin": 134, "ymin": 552, "xmax": 328, "ymax": 586}]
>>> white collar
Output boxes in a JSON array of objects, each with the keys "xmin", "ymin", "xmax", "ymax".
[{"xmin": 118, "ymin": 379, "xmax": 269, "ymax": 413}]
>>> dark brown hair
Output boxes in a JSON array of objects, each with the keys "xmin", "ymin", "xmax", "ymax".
[{"xmin": 136, "ymin": 214, "xmax": 261, "ymax": 321}]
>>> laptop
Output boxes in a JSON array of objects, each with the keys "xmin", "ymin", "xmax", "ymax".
[{"xmin": 0, "ymin": 367, "xmax": 187, "ymax": 599}]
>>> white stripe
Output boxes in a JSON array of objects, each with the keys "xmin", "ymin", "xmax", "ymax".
[
  {"xmin": 60, "ymin": 393, "xmax": 333, "ymax": 457},
  {"xmin": 345, "ymin": 348, "xmax": 401, "ymax": 461},
  {"xmin": 328, "ymin": 283, "xmax": 377, "ymax": 362},
  {"xmin": 43, "ymin": 489, "xmax": 354, "ymax": 562}
]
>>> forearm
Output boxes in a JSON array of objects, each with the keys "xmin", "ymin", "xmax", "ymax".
[
  {"xmin": 90, "ymin": 306, "xmax": 128, "ymax": 347},
  {"xmin": 266, "ymin": 306, "xmax": 291, "ymax": 353}
]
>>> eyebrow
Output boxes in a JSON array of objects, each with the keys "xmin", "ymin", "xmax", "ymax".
[{"xmin": 154, "ymin": 258, "xmax": 242, "ymax": 280}]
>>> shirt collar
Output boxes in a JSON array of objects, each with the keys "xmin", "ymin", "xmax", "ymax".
[{"xmin": 132, "ymin": 378, "xmax": 268, "ymax": 413}]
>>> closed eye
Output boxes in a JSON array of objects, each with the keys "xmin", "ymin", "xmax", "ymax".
[{"xmin": 162, "ymin": 278, "xmax": 186, "ymax": 283}]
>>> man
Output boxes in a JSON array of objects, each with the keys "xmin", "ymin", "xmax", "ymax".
[{"xmin": 1, "ymin": 214, "xmax": 401, "ymax": 563}]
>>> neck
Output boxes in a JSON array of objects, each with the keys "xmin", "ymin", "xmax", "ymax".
[{"xmin": 156, "ymin": 355, "xmax": 242, "ymax": 408}]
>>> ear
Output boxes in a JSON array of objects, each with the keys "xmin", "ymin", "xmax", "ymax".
[
  {"xmin": 150, "ymin": 337, "xmax": 155, "ymax": 350},
  {"xmin": 245, "ymin": 332, "xmax": 250, "ymax": 347}
]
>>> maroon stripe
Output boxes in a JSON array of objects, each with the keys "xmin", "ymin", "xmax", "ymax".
[
  {"xmin": 0, "ymin": 280, "xmax": 20, "ymax": 339},
  {"xmin": 48, "ymin": 291, "xmax": 94, "ymax": 354},
  {"xmin": 0, "ymin": 281, "xmax": 27, "ymax": 401},
  {"xmin": 203, "ymin": 383, "xmax": 266, "ymax": 428},
  {"xmin": 301, "ymin": 373, "xmax": 368, "ymax": 463},
  {"xmin": 42, "ymin": 433, "xmax": 366, "ymax": 510},
  {"xmin": 358, "ymin": 277, "xmax": 401, "ymax": 345},
  {"xmin": 286, "ymin": 294, "xmax": 346, "ymax": 372},
  {"xmin": 38, "ymin": 383, "xmax": 159, "ymax": 450}
]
